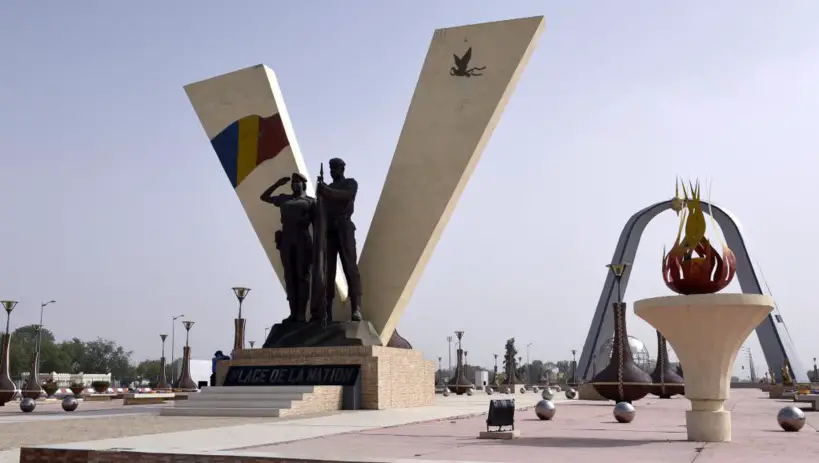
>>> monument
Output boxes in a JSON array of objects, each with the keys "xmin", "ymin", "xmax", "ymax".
[
  {"xmin": 180, "ymin": 16, "xmax": 546, "ymax": 412},
  {"xmin": 577, "ymin": 182, "xmax": 807, "ymax": 385},
  {"xmin": 634, "ymin": 179, "xmax": 775, "ymax": 442}
]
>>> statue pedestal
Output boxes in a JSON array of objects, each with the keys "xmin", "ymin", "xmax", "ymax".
[
  {"xmin": 634, "ymin": 293, "xmax": 774, "ymax": 442},
  {"xmin": 217, "ymin": 346, "xmax": 434, "ymax": 410},
  {"xmin": 262, "ymin": 320, "xmax": 382, "ymax": 349}
]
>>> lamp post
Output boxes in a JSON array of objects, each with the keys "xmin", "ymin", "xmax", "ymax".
[
  {"xmin": 177, "ymin": 320, "xmax": 197, "ymax": 391},
  {"xmin": 231, "ymin": 287, "xmax": 250, "ymax": 353},
  {"xmin": 570, "ymin": 349, "xmax": 577, "ymax": 385},
  {"xmin": 446, "ymin": 336, "xmax": 453, "ymax": 374},
  {"xmin": 0, "ymin": 301, "xmax": 18, "ymax": 406},
  {"xmin": 264, "ymin": 326, "xmax": 270, "ymax": 343},
  {"xmin": 170, "ymin": 314, "xmax": 185, "ymax": 383},
  {"xmin": 157, "ymin": 334, "xmax": 170, "ymax": 390},
  {"xmin": 36, "ymin": 300, "xmax": 56, "ymax": 378},
  {"xmin": 249, "ymin": 341, "xmax": 255, "ymax": 349},
  {"xmin": 525, "ymin": 342, "xmax": 532, "ymax": 388},
  {"xmin": 606, "ymin": 263, "xmax": 630, "ymax": 303}
]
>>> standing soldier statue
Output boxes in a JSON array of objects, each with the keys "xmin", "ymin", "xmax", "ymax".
[{"xmin": 316, "ymin": 158, "xmax": 364, "ymax": 323}]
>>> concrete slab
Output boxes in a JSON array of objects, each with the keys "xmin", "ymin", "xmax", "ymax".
[{"xmin": 478, "ymin": 430, "xmax": 520, "ymax": 440}]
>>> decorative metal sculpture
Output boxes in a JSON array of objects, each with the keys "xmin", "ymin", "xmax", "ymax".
[
  {"xmin": 535, "ymin": 399, "xmax": 556, "ymax": 420},
  {"xmin": 446, "ymin": 331, "xmax": 474, "ymax": 394},
  {"xmin": 662, "ymin": 179, "xmax": 736, "ymax": 295},
  {"xmin": 62, "ymin": 396, "xmax": 79, "ymax": 412},
  {"xmin": 613, "ymin": 401, "xmax": 635, "ymax": 423},
  {"xmin": 592, "ymin": 264, "xmax": 651, "ymax": 403},
  {"xmin": 19, "ymin": 397, "xmax": 36, "ymax": 413},
  {"xmin": 649, "ymin": 331, "xmax": 684, "ymax": 398},
  {"xmin": 777, "ymin": 406, "xmax": 805, "ymax": 432}
]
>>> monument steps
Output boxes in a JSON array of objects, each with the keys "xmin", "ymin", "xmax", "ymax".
[
  {"xmin": 159, "ymin": 385, "xmax": 342, "ymax": 418},
  {"xmin": 162, "ymin": 407, "xmax": 283, "ymax": 417}
]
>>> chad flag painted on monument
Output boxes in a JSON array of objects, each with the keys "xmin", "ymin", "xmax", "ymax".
[{"xmin": 210, "ymin": 113, "xmax": 291, "ymax": 188}]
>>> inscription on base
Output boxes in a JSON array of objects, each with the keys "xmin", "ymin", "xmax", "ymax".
[{"xmin": 223, "ymin": 364, "xmax": 360, "ymax": 387}]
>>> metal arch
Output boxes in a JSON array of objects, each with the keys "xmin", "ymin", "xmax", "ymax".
[{"xmin": 576, "ymin": 199, "xmax": 807, "ymax": 384}]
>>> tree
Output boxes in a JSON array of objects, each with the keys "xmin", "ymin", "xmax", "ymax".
[
  {"xmin": 56, "ymin": 338, "xmax": 86, "ymax": 373},
  {"xmin": 7, "ymin": 325, "xmax": 71, "ymax": 377},
  {"xmin": 135, "ymin": 359, "xmax": 162, "ymax": 383},
  {"xmin": 503, "ymin": 338, "xmax": 519, "ymax": 383},
  {"xmin": 79, "ymin": 338, "xmax": 134, "ymax": 380}
]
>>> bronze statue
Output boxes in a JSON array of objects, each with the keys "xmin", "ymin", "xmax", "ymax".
[
  {"xmin": 260, "ymin": 173, "xmax": 315, "ymax": 323},
  {"xmin": 316, "ymin": 158, "xmax": 363, "ymax": 322}
]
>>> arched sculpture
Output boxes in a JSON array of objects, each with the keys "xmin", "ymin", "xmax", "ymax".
[{"xmin": 577, "ymin": 188, "xmax": 807, "ymax": 384}]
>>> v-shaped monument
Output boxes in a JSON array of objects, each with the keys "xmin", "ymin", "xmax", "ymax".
[{"xmin": 179, "ymin": 17, "xmax": 545, "ymax": 413}]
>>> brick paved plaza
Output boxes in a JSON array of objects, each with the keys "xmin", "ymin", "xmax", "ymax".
[{"xmin": 5, "ymin": 389, "xmax": 818, "ymax": 462}]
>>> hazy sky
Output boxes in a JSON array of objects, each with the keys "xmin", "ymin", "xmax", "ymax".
[{"xmin": 2, "ymin": 1, "xmax": 818, "ymax": 378}]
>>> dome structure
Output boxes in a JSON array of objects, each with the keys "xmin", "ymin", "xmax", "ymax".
[{"xmin": 597, "ymin": 335, "xmax": 652, "ymax": 372}]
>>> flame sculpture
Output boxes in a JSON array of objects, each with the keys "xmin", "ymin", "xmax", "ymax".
[{"xmin": 662, "ymin": 179, "xmax": 736, "ymax": 295}]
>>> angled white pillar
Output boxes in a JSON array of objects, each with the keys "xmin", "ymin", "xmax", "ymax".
[
  {"xmin": 184, "ymin": 66, "xmax": 348, "ymax": 301},
  {"xmin": 357, "ymin": 16, "xmax": 546, "ymax": 343}
]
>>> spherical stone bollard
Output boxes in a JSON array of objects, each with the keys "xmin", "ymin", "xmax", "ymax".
[
  {"xmin": 62, "ymin": 396, "xmax": 79, "ymax": 412},
  {"xmin": 532, "ymin": 386, "xmax": 539, "ymax": 393},
  {"xmin": 541, "ymin": 388, "xmax": 554, "ymax": 400},
  {"xmin": 442, "ymin": 388, "xmax": 451, "ymax": 397},
  {"xmin": 503, "ymin": 387, "xmax": 511, "ymax": 394},
  {"xmin": 535, "ymin": 399, "xmax": 556, "ymax": 420},
  {"xmin": 565, "ymin": 388, "xmax": 577, "ymax": 399},
  {"xmin": 466, "ymin": 388, "xmax": 474, "ymax": 396},
  {"xmin": 777, "ymin": 405, "xmax": 805, "ymax": 432},
  {"xmin": 19, "ymin": 398, "xmax": 36, "ymax": 413},
  {"xmin": 520, "ymin": 387, "xmax": 526, "ymax": 394},
  {"xmin": 613, "ymin": 402, "xmax": 635, "ymax": 423},
  {"xmin": 485, "ymin": 386, "xmax": 493, "ymax": 395}
]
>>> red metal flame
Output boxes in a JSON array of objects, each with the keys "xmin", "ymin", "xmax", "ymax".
[{"xmin": 662, "ymin": 238, "xmax": 736, "ymax": 295}]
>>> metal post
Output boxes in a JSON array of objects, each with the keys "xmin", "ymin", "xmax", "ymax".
[
  {"xmin": 526, "ymin": 342, "xmax": 532, "ymax": 387},
  {"xmin": 36, "ymin": 300, "xmax": 55, "ymax": 378},
  {"xmin": 171, "ymin": 314, "xmax": 184, "ymax": 383},
  {"xmin": 447, "ymin": 336, "xmax": 453, "ymax": 375}
]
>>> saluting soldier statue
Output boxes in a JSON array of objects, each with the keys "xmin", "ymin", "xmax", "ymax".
[{"xmin": 260, "ymin": 172, "xmax": 315, "ymax": 323}]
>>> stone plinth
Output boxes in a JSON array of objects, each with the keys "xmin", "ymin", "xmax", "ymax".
[
  {"xmin": 216, "ymin": 346, "xmax": 434, "ymax": 410},
  {"xmin": 634, "ymin": 293, "xmax": 774, "ymax": 442},
  {"xmin": 478, "ymin": 430, "xmax": 520, "ymax": 440},
  {"xmin": 578, "ymin": 382, "xmax": 607, "ymax": 401}
]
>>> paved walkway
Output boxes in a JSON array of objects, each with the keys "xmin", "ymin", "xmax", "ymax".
[
  {"xmin": 16, "ymin": 389, "xmax": 816, "ymax": 463},
  {"xmin": 9, "ymin": 391, "xmax": 550, "ymax": 462},
  {"xmin": 239, "ymin": 389, "xmax": 819, "ymax": 462}
]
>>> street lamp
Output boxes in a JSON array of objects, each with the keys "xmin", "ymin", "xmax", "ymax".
[
  {"xmin": 264, "ymin": 326, "xmax": 271, "ymax": 343},
  {"xmin": 157, "ymin": 334, "xmax": 170, "ymax": 390},
  {"xmin": 0, "ymin": 301, "xmax": 18, "ymax": 406},
  {"xmin": 525, "ymin": 342, "xmax": 532, "ymax": 388},
  {"xmin": 570, "ymin": 349, "xmax": 577, "ymax": 385},
  {"xmin": 177, "ymin": 320, "xmax": 197, "ymax": 391},
  {"xmin": 171, "ymin": 314, "xmax": 185, "ymax": 382},
  {"xmin": 446, "ymin": 336, "xmax": 453, "ymax": 374},
  {"xmin": 36, "ymin": 300, "xmax": 56, "ymax": 378},
  {"xmin": 249, "ymin": 341, "xmax": 256, "ymax": 349},
  {"xmin": 606, "ymin": 263, "xmax": 630, "ymax": 303},
  {"xmin": 231, "ymin": 287, "xmax": 250, "ymax": 352}
]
